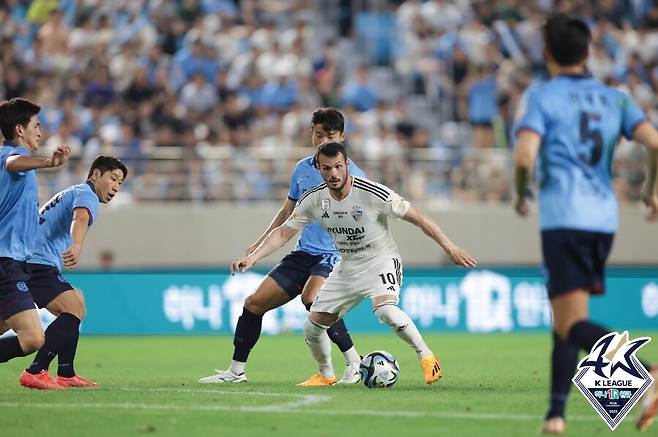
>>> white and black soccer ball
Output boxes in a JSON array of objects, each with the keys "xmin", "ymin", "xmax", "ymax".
[{"xmin": 359, "ymin": 350, "xmax": 400, "ymax": 388}]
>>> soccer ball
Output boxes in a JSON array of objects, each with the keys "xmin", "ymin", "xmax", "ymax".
[{"xmin": 359, "ymin": 350, "xmax": 400, "ymax": 388}]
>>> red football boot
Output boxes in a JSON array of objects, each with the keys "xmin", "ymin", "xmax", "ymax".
[
  {"xmin": 19, "ymin": 370, "xmax": 63, "ymax": 390},
  {"xmin": 54, "ymin": 374, "xmax": 99, "ymax": 388}
]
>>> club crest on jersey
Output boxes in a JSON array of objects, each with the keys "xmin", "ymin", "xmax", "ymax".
[
  {"xmin": 321, "ymin": 199, "xmax": 331, "ymax": 211},
  {"xmin": 351, "ymin": 205, "xmax": 363, "ymax": 221},
  {"xmin": 16, "ymin": 281, "xmax": 29, "ymax": 292},
  {"xmin": 572, "ymin": 331, "xmax": 654, "ymax": 430}
]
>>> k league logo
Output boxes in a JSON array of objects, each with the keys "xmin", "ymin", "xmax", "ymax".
[{"xmin": 573, "ymin": 331, "xmax": 654, "ymax": 430}]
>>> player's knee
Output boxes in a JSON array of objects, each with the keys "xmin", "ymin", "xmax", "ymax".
[
  {"xmin": 244, "ymin": 294, "xmax": 267, "ymax": 315},
  {"xmin": 374, "ymin": 304, "xmax": 407, "ymax": 331},
  {"xmin": 19, "ymin": 330, "xmax": 45, "ymax": 353}
]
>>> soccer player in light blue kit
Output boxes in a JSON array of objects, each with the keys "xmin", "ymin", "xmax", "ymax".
[
  {"xmin": 0, "ymin": 98, "xmax": 71, "ymax": 374},
  {"xmin": 513, "ymin": 14, "xmax": 658, "ymax": 434},
  {"xmin": 200, "ymin": 108, "xmax": 366, "ymax": 385},
  {"xmin": 16, "ymin": 156, "xmax": 127, "ymax": 390}
]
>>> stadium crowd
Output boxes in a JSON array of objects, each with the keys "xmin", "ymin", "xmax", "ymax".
[{"xmin": 0, "ymin": 0, "xmax": 656, "ymax": 204}]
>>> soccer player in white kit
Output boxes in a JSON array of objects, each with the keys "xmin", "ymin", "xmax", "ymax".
[{"xmin": 232, "ymin": 142, "xmax": 477, "ymax": 386}]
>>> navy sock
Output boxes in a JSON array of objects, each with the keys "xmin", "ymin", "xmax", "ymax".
[
  {"xmin": 326, "ymin": 319, "xmax": 354, "ymax": 353},
  {"xmin": 0, "ymin": 336, "xmax": 26, "ymax": 363},
  {"xmin": 546, "ymin": 332, "xmax": 579, "ymax": 420},
  {"xmin": 567, "ymin": 320, "xmax": 610, "ymax": 353},
  {"xmin": 56, "ymin": 314, "xmax": 81, "ymax": 377},
  {"xmin": 27, "ymin": 313, "xmax": 80, "ymax": 376},
  {"xmin": 568, "ymin": 320, "xmax": 654, "ymax": 374},
  {"xmin": 232, "ymin": 307, "xmax": 262, "ymax": 363}
]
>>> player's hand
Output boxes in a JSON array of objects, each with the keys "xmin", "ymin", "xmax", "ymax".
[
  {"xmin": 231, "ymin": 256, "xmax": 256, "ymax": 275},
  {"xmin": 50, "ymin": 145, "xmax": 71, "ymax": 168},
  {"xmin": 514, "ymin": 196, "xmax": 529, "ymax": 217},
  {"xmin": 445, "ymin": 245, "xmax": 477, "ymax": 268},
  {"xmin": 641, "ymin": 190, "xmax": 658, "ymax": 222},
  {"xmin": 62, "ymin": 243, "xmax": 82, "ymax": 268}
]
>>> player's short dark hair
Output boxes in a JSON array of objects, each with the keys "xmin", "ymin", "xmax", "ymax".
[
  {"xmin": 87, "ymin": 156, "xmax": 128, "ymax": 180},
  {"xmin": 315, "ymin": 141, "xmax": 347, "ymax": 167},
  {"xmin": 543, "ymin": 14, "xmax": 591, "ymax": 66},
  {"xmin": 0, "ymin": 98, "xmax": 41, "ymax": 141},
  {"xmin": 311, "ymin": 107, "xmax": 344, "ymax": 134}
]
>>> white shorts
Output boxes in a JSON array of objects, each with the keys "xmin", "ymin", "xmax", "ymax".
[{"xmin": 310, "ymin": 255, "xmax": 403, "ymax": 318}]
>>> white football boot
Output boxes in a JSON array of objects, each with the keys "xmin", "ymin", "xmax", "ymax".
[
  {"xmin": 336, "ymin": 362, "xmax": 361, "ymax": 384},
  {"xmin": 198, "ymin": 369, "xmax": 247, "ymax": 384}
]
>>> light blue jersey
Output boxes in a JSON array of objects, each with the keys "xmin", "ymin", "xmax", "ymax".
[
  {"xmin": 0, "ymin": 143, "xmax": 39, "ymax": 261},
  {"xmin": 29, "ymin": 182, "xmax": 100, "ymax": 271},
  {"xmin": 288, "ymin": 156, "xmax": 366, "ymax": 255},
  {"xmin": 514, "ymin": 74, "xmax": 647, "ymax": 232}
]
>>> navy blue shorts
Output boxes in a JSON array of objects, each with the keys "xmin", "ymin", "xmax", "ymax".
[
  {"xmin": 0, "ymin": 257, "xmax": 35, "ymax": 320},
  {"xmin": 25, "ymin": 263, "xmax": 75, "ymax": 308},
  {"xmin": 541, "ymin": 229, "xmax": 614, "ymax": 299},
  {"xmin": 268, "ymin": 250, "xmax": 338, "ymax": 299}
]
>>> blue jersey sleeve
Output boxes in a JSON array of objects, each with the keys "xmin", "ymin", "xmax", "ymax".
[
  {"xmin": 349, "ymin": 159, "xmax": 366, "ymax": 178},
  {"xmin": 73, "ymin": 188, "xmax": 100, "ymax": 226},
  {"xmin": 619, "ymin": 92, "xmax": 648, "ymax": 140},
  {"xmin": 1, "ymin": 146, "xmax": 29, "ymax": 168},
  {"xmin": 287, "ymin": 161, "xmax": 303, "ymax": 201},
  {"xmin": 513, "ymin": 87, "xmax": 546, "ymax": 138}
]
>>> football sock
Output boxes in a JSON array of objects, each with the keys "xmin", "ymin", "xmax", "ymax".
[
  {"xmin": 27, "ymin": 313, "xmax": 80, "ymax": 376},
  {"xmin": 229, "ymin": 360, "xmax": 246, "ymax": 375},
  {"xmin": 303, "ymin": 317, "xmax": 334, "ymax": 379},
  {"xmin": 326, "ymin": 318, "xmax": 354, "ymax": 353},
  {"xmin": 567, "ymin": 320, "xmax": 609, "ymax": 353},
  {"xmin": 546, "ymin": 331, "xmax": 579, "ymax": 419},
  {"xmin": 374, "ymin": 304, "xmax": 432, "ymax": 359},
  {"xmin": 0, "ymin": 336, "xmax": 26, "ymax": 363},
  {"xmin": 306, "ymin": 301, "xmax": 359, "ymax": 363},
  {"xmin": 232, "ymin": 307, "xmax": 262, "ymax": 364},
  {"xmin": 56, "ymin": 313, "xmax": 81, "ymax": 377},
  {"xmin": 568, "ymin": 320, "xmax": 653, "ymax": 376}
]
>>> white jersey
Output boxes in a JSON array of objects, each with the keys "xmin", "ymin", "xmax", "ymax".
[{"xmin": 285, "ymin": 176, "xmax": 411, "ymax": 267}]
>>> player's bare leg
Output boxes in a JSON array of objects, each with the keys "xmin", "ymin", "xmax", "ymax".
[
  {"xmin": 199, "ymin": 277, "xmax": 290, "ymax": 384},
  {"xmin": 24, "ymin": 290, "xmax": 97, "ymax": 388},
  {"xmin": 636, "ymin": 366, "xmax": 658, "ymax": 431},
  {"xmin": 301, "ymin": 276, "xmax": 361, "ymax": 384},
  {"xmin": 298, "ymin": 311, "xmax": 338, "ymax": 386},
  {"xmin": 371, "ymin": 295, "xmax": 442, "ymax": 385},
  {"xmin": 3, "ymin": 310, "xmax": 60, "ymax": 390}
]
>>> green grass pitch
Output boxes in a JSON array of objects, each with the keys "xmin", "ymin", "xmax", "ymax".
[{"xmin": 1, "ymin": 332, "xmax": 656, "ymax": 437}]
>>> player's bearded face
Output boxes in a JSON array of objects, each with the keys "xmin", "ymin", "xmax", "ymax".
[{"xmin": 318, "ymin": 154, "xmax": 348, "ymax": 191}]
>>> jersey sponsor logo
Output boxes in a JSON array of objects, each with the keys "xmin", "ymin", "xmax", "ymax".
[
  {"xmin": 326, "ymin": 226, "xmax": 365, "ymax": 235},
  {"xmin": 573, "ymin": 331, "xmax": 654, "ymax": 430},
  {"xmin": 321, "ymin": 199, "xmax": 330, "ymax": 210},
  {"xmin": 16, "ymin": 281, "xmax": 29, "ymax": 292},
  {"xmin": 333, "ymin": 211, "xmax": 347, "ymax": 218},
  {"xmin": 351, "ymin": 205, "xmax": 363, "ymax": 221},
  {"xmin": 321, "ymin": 211, "xmax": 330, "ymax": 219}
]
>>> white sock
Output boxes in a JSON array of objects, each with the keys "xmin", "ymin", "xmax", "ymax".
[
  {"xmin": 304, "ymin": 318, "xmax": 334, "ymax": 379},
  {"xmin": 229, "ymin": 360, "xmax": 246, "ymax": 375},
  {"xmin": 343, "ymin": 346, "xmax": 361, "ymax": 365},
  {"xmin": 374, "ymin": 304, "xmax": 433, "ymax": 359}
]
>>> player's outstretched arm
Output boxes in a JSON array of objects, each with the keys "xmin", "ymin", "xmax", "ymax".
[
  {"xmin": 512, "ymin": 130, "xmax": 541, "ymax": 217},
  {"xmin": 245, "ymin": 198, "xmax": 296, "ymax": 255},
  {"xmin": 5, "ymin": 145, "xmax": 71, "ymax": 173},
  {"xmin": 231, "ymin": 224, "xmax": 299, "ymax": 274},
  {"xmin": 632, "ymin": 122, "xmax": 658, "ymax": 221},
  {"xmin": 402, "ymin": 206, "xmax": 477, "ymax": 268},
  {"xmin": 63, "ymin": 207, "xmax": 90, "ymax": 268}
]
